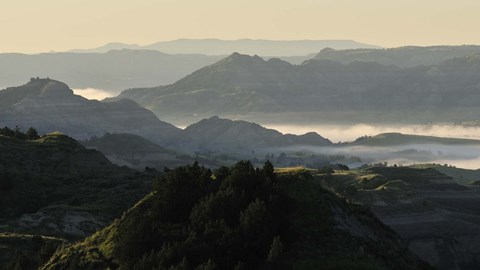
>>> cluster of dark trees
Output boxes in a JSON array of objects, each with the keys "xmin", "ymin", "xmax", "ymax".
[
  {"xmin": 0, "ymin": 171, "xmax": 14, "ymax": 191},
  {"xmin": 111, "ymin": 161, "xmax": 291, "ymax": 269},
  {"xmin": 0, "ymin": 126, "xmax": 40, "ymax": 140},
  {"xmin": 6, "ymin": 236, "xmax": 60, "ymax": 270}
]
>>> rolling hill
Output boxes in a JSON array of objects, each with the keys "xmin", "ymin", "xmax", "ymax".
[
  {"xmin": 42, "ymin": 163, "xmax": 430, "ymax": 270},
  {"xmin": 183, "ymin": 116, "xmax": 332, "ymax": 151},
  {"xmin": 0, "ymin": 133, "xmax": 154, "ymax": 239},
  {"xmin": 0, "ymin": 78, "xmax": 184, "ymax": 146},
  {"xmin": 116, "ymin": 52, "xmax": 480, "ymax": 125},
  {"xmin": 0, "ymin": 79, "xmax": 336, "ymax": 155},
  {"xmin": 314, "ymin": 45, "xmax": 480, "ymax": 68},
  {"xmin": 81, "ymin": 133, "xmax": 219, "ymax": 169}
]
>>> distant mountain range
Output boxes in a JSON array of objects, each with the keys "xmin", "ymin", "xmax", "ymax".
[
  {"xmin": 315, "ymin": 45, "xmax": 480, "ymax": 68},
  {"xmin": 0, "ymin": 79, "xmax": 333, "ymax": 152},
  {"xmin": 3, "ymin": 44, "xmax": 480, "ymax": 98},
  {"xmin": 0, "ymin": 50, "xmax": 224, "ymax": 93},
  {"xmin": 0, "ymin": 39, "xmax": 379, "ymax": 94},
  {"xmin": 70, "ymin": 38, "xmax": 381, "ymax": 56},
  {"xmin": 116, "ymin": 52, "xmax": 480, "ymax": 125}
]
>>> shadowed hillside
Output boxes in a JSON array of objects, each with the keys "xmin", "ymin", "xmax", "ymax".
[
  {"xmin": 0, "ymin": 78, "xmax": 184, "ymax": 146},
  {"xmin": 0, "ymin": 132, "xmax": 154, "ymax": 239},
  {"xmin": 184, "ymin": 116, "xmax": 332, "ymax": 151},
  {"xmin": 116, "ymin": 52, "xmax": 480, "ymax": 125},
  {"xmin": 42, "ymin": 162, "xmax": 431, "ymax": 270},
  {"xmin": 0, "ymin": 131, "xmax": 159, "ymax": 268},
  {"xmin": 82, "ymin": 133, "xmax": 219, "ymax": 169},
  {"xmin": 318, "ymin": 166, "xmax": 480, "ymax": 269}
]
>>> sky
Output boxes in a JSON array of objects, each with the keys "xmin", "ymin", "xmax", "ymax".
[{"xmin": 2, "ymin": 0, "xmax": 480, "ymax": 53}]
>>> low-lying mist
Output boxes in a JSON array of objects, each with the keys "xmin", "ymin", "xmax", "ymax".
[
  {"xmin": 265, "ymin": 123, "xmax": 480, "ymax": 169},
  {"xmin": 266, "ymin": 123, "xmax": 480, "ymax": 143},
  {"xmin": 273, "ymin": 144, "xmax": 480, "ymax": 170},
  {"xmin": 73, "ymin": 88, "xmax": 114, "ymax": 101}
]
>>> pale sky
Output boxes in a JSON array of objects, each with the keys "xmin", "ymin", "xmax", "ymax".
[{"xmin": 2, "ymin": 0, "xmax": 480, "ymax": 53}]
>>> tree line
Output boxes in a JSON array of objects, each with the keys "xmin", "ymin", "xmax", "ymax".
[
  {"xmin": 0, "ymin": 126, "xmax": 40, "ymax": 140},
  {"xmin": 111, "ymin": 160, "xmax": 291, "ymax": 270}
]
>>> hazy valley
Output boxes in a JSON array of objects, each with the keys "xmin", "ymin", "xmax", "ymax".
[{"xmin": 3, "ymin": 35, "xmax": 480, "ymax": 269}]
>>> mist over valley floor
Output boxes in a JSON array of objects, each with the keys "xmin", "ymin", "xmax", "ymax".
[
  {"xmin": 266, "ymin": 124, "xmax": 480, "ymax": 169},
  {"xmin": 4, "ymin": 3, "xmax": 480, "ymax": 267},
  {"xmin": 265, "ymin": 123, "xmax": 480, "ymax": 143}
]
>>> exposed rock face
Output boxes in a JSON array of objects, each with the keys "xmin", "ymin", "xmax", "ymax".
[
  {"xmin": 0, "ymin": 78, "xmax": 183, "ymax": 146},
  {"xmin": 349, "ymin": 167, "xmax": 480, "ymax": 270},
  {"xmin": 183, "ymin": 116, "xmax": 332, "ymax": 151}
]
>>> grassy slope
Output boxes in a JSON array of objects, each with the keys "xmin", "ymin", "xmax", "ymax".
[
  {"xmin": 82, "ymin": 133, "xmax": 169, "ymax": 155},
  {"xmin": 409, "ymin": 164, "xmax": 480, "ymax": 185},
  {"xmin": 43, "ymin": 170, "xmax": 430, "ymax": 270},
  {"xmin": 0, "ymin": 134, "xmax": 153, "ymax": 238}
]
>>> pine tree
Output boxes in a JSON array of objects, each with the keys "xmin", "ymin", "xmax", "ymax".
[
  {"xmin": 26, "ymin": 127, "xmax": 40, "ymax": 140},
  {"xmin": 266, "ymin": 236, "xmax": 283, "ymax": 263}
]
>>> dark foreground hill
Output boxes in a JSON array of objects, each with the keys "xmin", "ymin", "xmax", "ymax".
[
  {"xmin": 116, "ymin": 52, "xmax": 480, "ymax": 125},
  {"xmin": 42, "ymin": 162, "xmax": 431, "ymax": 270},
  {"xmin": 0, "ymin": 133, "xmax": 153, "ymax": 238},
  {"xmin": 0, "ymin": 78, "xmax": 184, "ymax": 146},
  {"xmin": 0, "ymin": 132, "xmax": 157, "ymax": 269},
  {"xmin": 320, "ymin": 166, "xmax": 480, "ymax": 270}
]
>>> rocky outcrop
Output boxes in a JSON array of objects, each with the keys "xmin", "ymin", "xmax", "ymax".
[{"xmin": 348, "ymin": 167, "xmax": 480, "ymax": 270}]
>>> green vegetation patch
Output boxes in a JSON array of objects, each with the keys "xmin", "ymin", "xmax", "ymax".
[
  {"xmin": 0, "ymin": 233, "xmax": 65, "ymax": 270},
  {"xmin": 43, "ymin": 162, "xmax": 430, "ymax": 270}
]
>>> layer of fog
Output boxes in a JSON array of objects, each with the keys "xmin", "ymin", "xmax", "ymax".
[
  {"xmin": 265, "ymin": 123, "xmax": 480, "ymax": 143},
  {"xmin": 73, "ymin": 88, "xmax": 114, "ymax": 101},
  {"xmin": 274, "ymin": 144, "xmax": 480, "ymax": 170}
]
